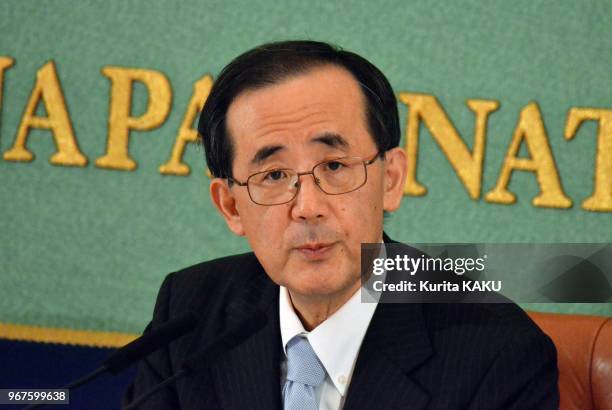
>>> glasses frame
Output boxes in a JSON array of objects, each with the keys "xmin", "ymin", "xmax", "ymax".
[{"xmin": 228, "ymin": 151, "xmax": 383, "ymax": 206}]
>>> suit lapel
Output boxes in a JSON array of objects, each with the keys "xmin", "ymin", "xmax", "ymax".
[
  {"xmin": 209, "ymin": 299, "xmax": 282, "ymax": 410},
  {"xmin": 185, "ymin": 257, "xmax": 282, "ymax": 410},
  {"xmin": 343, "ymin": 302, "xmax": 432, "ymax": 410},
  {"xmin": 343, "ymin": 234, "xmax": 433, "ymax": 410}
]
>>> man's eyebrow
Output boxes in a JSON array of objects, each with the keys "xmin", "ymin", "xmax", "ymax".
[
  {"xmin": 249, "ymin": 133, "xmax": 349, "ymax": 166},
  {"xmin": 311, "ymin": 133, "xmax": 349, "ymax": 150},
  {"xmin": 250, "ymin": 145, "xmax": 284, "ymax": 165}
]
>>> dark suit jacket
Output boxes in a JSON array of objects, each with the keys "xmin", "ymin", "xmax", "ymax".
[{"xmin": 125, "ymin": 237, "xmax": 559, "ymax": 409}]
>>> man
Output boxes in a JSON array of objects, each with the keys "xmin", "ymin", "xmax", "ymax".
[{"xmin": 125, "ymin": 41, "xmax": 559, "ymax": 409}]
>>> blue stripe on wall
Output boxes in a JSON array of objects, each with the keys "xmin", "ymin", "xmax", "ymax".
[{"xmin": 0, "ymin": 339, "xmax": 137, "ymax": 409}]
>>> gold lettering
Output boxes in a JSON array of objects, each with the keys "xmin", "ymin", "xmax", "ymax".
[
  {"xmin": 95, "ymin": 66, "xmax": 172, "ymax": 171},
  {"xmin": 3, "ymin": 61, "xmax": 87, "ymax": 166},
  {"xmin": 485, "ymin": 102, "xmax": 572, "ymax": 208},
  {"xmin": 398, "ymin": 93, "xmax": 499, "ymax": 199},
  {"xmin": 565, "ymin": 108, "xmax": 612, "ymax": 212},
  {"xmin": 159, "ymin": 75, "xmax": 213, "ymax": 176},
  {"xmin": 0, "ymin": 56, "xmax": 15, "ymax": 116}
]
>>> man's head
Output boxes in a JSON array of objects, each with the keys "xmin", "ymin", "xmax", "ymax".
[
  {"xmin": 199, "ymin": 40, "xmax": 401, "ymax": 179},
  {"xmin": 199, "ymin": 41, "xmax": 407, "ymax": 308}
]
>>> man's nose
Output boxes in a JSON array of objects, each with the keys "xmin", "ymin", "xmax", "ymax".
[{"xmin": 290, "ymin": 173, "xmax": 329, "ymax": 221}]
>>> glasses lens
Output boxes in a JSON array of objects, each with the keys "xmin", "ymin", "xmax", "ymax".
[
  {"xmin": 314, "ymin": 157, "xmax": 366, "ymax": 194},
  {"xmin": 245, "ymin": 156, "xmax": 371, "ymax": 205},
  {"xmin": 248, "ymin": 169, "xmax": 297, "ymax": 205}
]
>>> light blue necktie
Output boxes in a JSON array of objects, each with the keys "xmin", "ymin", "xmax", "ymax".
[{"xmin": 283, "ymin": 336, "xmax": 326, "ymax": 410}]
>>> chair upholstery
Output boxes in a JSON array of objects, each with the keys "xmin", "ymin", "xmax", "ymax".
[{"xmin": 528, "ymin": 311, "xmax": 612, "ymax": 410}]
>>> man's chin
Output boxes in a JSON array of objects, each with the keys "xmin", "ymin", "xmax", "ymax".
[{"xmin": 283, "ymin": 272, "xmax": 359, "ymax": 300}]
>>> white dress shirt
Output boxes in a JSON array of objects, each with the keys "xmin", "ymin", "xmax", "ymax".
[{"xmin": 279, "ymin": 284, "xmax": 378, "ymax": 409}]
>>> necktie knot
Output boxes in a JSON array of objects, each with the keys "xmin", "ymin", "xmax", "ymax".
[{"xmin": 285, "ymin": 336, "xmax": 326, "ymax": 387}]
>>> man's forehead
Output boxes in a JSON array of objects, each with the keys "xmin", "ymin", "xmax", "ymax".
[{"xmin": 226, "ymin": 65, "xmax": 367, "ymax": 140}]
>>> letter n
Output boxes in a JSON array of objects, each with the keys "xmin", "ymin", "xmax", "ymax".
[{"xmin": 398, "ymin": 93, "xmax": 499, "ymax": 199}]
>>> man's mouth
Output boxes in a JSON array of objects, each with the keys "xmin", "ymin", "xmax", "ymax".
[{"xmin": 294, "ymin": 242, "xmax": 336, "ymax": 259}]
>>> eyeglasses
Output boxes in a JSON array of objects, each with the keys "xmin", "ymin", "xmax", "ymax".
[{"xmin": 228, "ymin": 152, "xmax": 382, "ymax": 206}]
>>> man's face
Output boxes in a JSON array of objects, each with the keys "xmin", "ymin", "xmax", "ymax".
[{"xmin": 211, "ymin": 65, "xmax": 406, "ymax": 303}]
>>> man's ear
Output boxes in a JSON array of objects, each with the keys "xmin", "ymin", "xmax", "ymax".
[
  {"xmin": 382, "ymin": 147, "xmax": 408, "ymax": 212},
  {"xmin": 210, "ymin": 178, "xmax": 246, "ymax": 236}
]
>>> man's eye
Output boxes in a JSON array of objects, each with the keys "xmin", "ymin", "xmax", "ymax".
[
  {"xmin": 325, "ymin": 161, "xmax": 345, "ymax": 171},
  {"xmin": 263, "ymin": 170, "xmax": 288, "ymax": 181}
]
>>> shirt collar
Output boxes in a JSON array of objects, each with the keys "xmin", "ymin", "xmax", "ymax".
[
  {"xmin": 279, "ymin": 284, "xmax": 378, "ymax": 396},
  {"xmin": 279, "ymin": 285, "xmax": 309, "ymax": 351}
]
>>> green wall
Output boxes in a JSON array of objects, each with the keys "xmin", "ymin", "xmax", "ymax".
[{"xmin": 1, "ymin": 0, "xmax": 610, "ymax": 333}]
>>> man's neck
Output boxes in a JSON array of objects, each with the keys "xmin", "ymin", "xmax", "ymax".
[{"xmin": 287, "ymin": 281, "xmax": 362, "ymax": 331}]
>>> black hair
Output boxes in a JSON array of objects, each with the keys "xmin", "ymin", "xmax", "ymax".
[{"xmin": 197, "ymin": 40, "xmax": 400, "ymax": 178}]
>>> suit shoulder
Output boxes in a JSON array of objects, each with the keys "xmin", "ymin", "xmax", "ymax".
[
  {"xmin": 159, "ymin": 252, "xmax": 262, "ymax": 313},
  {"xmin": 417, "ymin": 303, "xmax": 557, "ymax": 389},
  {"xmin": 173, "ymin": 251, "xmax": 260, "ymax": 284},
  {"xmin": 423, "ymin": 302, "xmax": 550, "ymax": 344}
]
